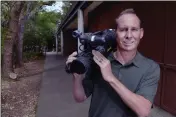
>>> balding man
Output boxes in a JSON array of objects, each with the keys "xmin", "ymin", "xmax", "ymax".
[{"xmin": 66, "ymin": 8, "xmax": 160, "ymax": 117}]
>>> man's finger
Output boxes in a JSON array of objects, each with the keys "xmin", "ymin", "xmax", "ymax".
[
  {"xmin": 92, "ymin": 50, "xmax": 100, "ymax": 59},
  {"xmin": 92, "ymin": 50, "xmax": 105, "ymax": 62},
  {"xmin": 66, "ymin": 59, "xmax": 74, "ymax": 65},
  {"xmin": 93, "ymin": 56, "xmax": 101, "ymax": 66},
  {"xmin": 69, "ymin": 51, "xmax": 77, "ymax": 57},
  {"xmin": 66, "ymin": 57, "xmax": 77, "ymax": 65},
  {"xmin": 68, "ymin": 56, "xmax": 77, "ymax": 61},
  {"xmin": 95, "ymin": 51, "xmax": 106, "ymax": 60}
]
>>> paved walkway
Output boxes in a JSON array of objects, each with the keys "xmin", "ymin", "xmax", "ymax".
[
  {"xmin": 36, "ymin": 52, "xmax": 175, "ymax": 117},
  {"xmin": 36, "ymin": 52, "xmax": 90, "ymax": 117}
]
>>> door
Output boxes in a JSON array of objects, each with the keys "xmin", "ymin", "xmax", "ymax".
[{"xmin": 161, "ymin": 3, "xmax": 176, "ymax": 115}]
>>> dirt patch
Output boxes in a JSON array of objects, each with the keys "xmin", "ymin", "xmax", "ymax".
[{"xmin": 1, "ymin": 59, "xmax": 45, "ymax": 117}]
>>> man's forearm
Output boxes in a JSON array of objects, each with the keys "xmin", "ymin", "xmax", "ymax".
[
  {"xmin": 72, "ymin": 74, "xmax": 87, "ymax": 102},
  {"xmin": 108, "ymin": 75, "xmax": 151, "ymax": 117}
]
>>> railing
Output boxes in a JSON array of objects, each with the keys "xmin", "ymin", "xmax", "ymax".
[{"xmin": 158, "ymin": 62, "xmax": 176, "ymax": 72}]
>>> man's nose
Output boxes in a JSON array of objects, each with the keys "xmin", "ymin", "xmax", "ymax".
[{"xmin": 126, "ymin": 30, "xmax": 132, "ymax": 39}]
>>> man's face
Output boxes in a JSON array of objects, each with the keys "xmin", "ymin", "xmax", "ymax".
[{"xmin": 116, "ymin": 14, "xmax": 144, "ymax": 51}]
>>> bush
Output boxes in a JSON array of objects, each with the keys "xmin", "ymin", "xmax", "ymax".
[{"xmin": 23, "ymin": 52, "xmax": 45, "ymax": 62}]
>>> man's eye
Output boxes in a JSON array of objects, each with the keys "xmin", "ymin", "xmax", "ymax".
[
  {"xmin": 119, "ymin": 28, "xmax": 126, "ymax": 31},
  {"xmin": 132, "ymin": 28, "xmax": 139, "ymax": 31}
]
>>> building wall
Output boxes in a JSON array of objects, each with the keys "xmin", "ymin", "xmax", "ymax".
[
  {"xmin": 161, "ymin": 3, "xmax": 176, "ymax": 115},
  {"xmin": 63, "ymin": 29, "xmax": 77, "ymax": 56},
  {"xmin": 87, "ymin": 1, "xmax": 176, "ymax": 115}
]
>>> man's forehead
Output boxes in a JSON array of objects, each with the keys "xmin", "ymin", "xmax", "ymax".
[{"xmin": 117, "ymin": 13, "xmax": 141, "ymax": 26}]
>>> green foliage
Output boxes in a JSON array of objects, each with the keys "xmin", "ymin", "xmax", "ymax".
[
  {"xmin": 23, "ymin": 10, "xmax": 62, "ymax": 51},
  {"xmin": 1, "ymin": 2, "xmax": 11, "ymax": 53},
  {"xmin": 1, "ymin": 1, "xmax": 11, "ymax": 23},
  {"xmin": 1, "ymin": 1, "xmax": 65, "ymax": 55}
]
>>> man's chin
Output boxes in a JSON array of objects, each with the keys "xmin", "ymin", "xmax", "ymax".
[{"xmin": 121, "ymin": 46, "xmax": 136, "ymax": 52}]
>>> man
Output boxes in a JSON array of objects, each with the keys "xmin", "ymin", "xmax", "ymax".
[{"xmin": 66, "ymin": 8, "xmax": 160, "ymax": 117}]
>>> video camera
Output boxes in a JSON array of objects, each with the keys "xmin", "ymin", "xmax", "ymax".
[{"xmin": 65, "ymin": 29, "xmax": 117, "ymax": 74}]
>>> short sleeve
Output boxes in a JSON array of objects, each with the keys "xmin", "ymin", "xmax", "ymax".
[
  {"xmin": 82, "ymin": 67, "xmax": 94, "ymax": 98},
  {"xmin": 135, "ymin": 63, "xmax": 160, "ymax": 103}
]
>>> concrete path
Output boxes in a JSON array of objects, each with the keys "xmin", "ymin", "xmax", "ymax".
[{"xmin": 36, "ymin": 52, "xmax": 90, "ymax": 117}]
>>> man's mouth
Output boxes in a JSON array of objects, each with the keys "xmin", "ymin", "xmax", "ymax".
[{"xmin": 123, "ymin": 41, "xmax": 135, "ymax": 46}]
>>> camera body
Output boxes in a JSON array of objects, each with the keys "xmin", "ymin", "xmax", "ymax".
[{"xmin": 65, "ymin": 29, "xmax": 117, "ymax": 74}]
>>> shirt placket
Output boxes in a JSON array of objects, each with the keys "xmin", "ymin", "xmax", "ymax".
[{"xmin": 112, "ymin": 61, "xmax": 123, "ymax": 81}]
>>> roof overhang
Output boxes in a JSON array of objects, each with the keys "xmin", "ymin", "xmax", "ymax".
[{"xmin": 57, "ymin": 1, "xmax": 103, "ymax": 34}]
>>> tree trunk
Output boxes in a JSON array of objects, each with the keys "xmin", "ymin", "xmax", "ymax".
[
  {"xmin": 16, "ymin": 1, "xmax": 32, "ymax": 67},
  {"xmin": 2, "ymin": 1, "xmax": 25, "ymax": 78},
  {"xmin": 16, "ymin": 6, "xmax": 25, "ymax": 67}
]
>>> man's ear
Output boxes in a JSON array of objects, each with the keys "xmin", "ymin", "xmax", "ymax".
[{"xmin": 140, "ymin": 28, "xmax": 144, "ymax": 39}]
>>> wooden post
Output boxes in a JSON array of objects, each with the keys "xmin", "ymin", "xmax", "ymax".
[
  {"xmin": 60, "ymin": 30, "xmax": 64, "ymax": 55},
  {"xmin": 56, "ymin": 33, "xmax": 58, "ymax": 54},
  {"xmin": 77, "ymin": 9, "xmax": 84, "ymax": 53}
]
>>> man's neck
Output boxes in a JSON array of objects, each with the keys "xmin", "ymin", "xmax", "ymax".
[{"xmin": 113, "ymin": 48, "xmax": 137, "ymax": 65}]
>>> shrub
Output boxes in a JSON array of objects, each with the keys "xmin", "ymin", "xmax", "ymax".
[{"xmin": 23, "ymin": 52, "xmax": 45, "ymax": 62}]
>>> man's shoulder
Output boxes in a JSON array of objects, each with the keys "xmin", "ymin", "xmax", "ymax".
[{"xmin": 139, "ymin": 53, "xmax": 160, "ymax": 72}]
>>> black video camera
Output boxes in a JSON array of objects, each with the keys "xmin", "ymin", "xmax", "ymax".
[{"xmin": 65, "ymin": 29, "xmax": 117, "ymax": 74}]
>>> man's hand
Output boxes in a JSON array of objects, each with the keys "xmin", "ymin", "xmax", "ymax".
[
  {"xmin": 92, "ymin": 50, "xmax": 114, "ymax": 82},
  {"xmin": 66, "ymin": 51, "xmax": 87, "ymax": 102},
  {"xmin": 66, "ymin": 51, "xmax": 77, "ymax": 65},
  {"xmin": 66, "ymin": 51, "xmax": 83, "ymax": 77}
]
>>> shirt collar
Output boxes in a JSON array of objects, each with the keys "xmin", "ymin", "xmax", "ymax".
[
  {"xmin": 131, "ymin": 51, "xmax": 143, "ymax": 68},
  {"xmin": 108, "ymin": 51, "xmax": 143, "ymax": 68}
]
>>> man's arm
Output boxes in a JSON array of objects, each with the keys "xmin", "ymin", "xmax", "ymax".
[
  {"xmin": 92, "ymin": 50, "xmax": 160, "ymax": 117},
  {"xmin": 65, "ymin": 51, "xmax": 88, "ymax": 102},
  {"xmin": 72, "ymin": 69, "xmax": 94, "ymax": 102},
  {"xmin": 108, "ymin": 62, "xmax": 160, "ymax": 117},
  {"xmin": 108, "ymin": 76, "xmax": 152, "ymax": 117},
  {"xmin": 72, "ymin": 74, "xmax": 87, "ymax": 102}
]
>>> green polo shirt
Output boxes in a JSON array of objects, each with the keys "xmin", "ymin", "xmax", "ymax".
[{"xmin": 82, "ymin": 51, "xmax": 160, "ymax": 117}]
